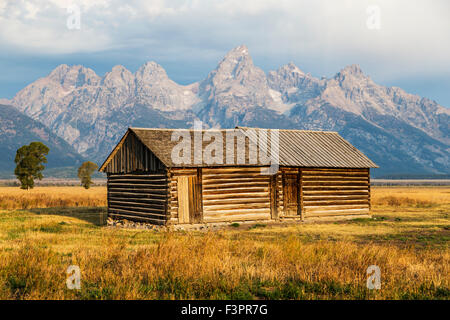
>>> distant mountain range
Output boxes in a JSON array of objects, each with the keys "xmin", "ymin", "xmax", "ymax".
[
  {"xmin": 0, "ymin": 104, "xmax": 84, "ymax": 173},
  {"xmin": 1, "ymin": 45, "xmax": 449, "ymax": 177}
]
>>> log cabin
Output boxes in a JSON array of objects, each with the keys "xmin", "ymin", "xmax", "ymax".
[{"xmin": 99, "ymin": 127, "xmax": 378, "ymax": 225}]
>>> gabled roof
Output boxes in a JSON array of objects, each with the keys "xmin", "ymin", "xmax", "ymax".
[
  {"xmin": 238, "ymin": 127, "xmax": 377, "ymax": 168},
  {"xmin": 100, "ymin": 127, "xmax": 378, "ymax": 171}
]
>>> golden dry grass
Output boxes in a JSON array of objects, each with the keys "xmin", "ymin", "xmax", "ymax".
[
  {"xmin": 0, "ymin": 186, "xmax": 448, "ymax": 300},
  {"xmin": 372, "ymin": 187, "xmax": 450, "ymax": 207},
  {"xmin": 0, "ymin": 186, "xmax": 106, "ymax": 209}
]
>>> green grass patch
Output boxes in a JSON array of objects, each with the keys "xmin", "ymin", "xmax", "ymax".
[{"xmin": 248, "ymin": 223, "xmax": 267, "ymax": 230}]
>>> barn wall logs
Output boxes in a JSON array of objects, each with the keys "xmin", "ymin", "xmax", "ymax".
[
  {"xmin": 107, "ymin": 166, "xmax": 370, "ymax": 226},
  {"xmin": 107, "ymin": 172, "xmax": 169, "ymax": 225},
  {"xmin": 301, "ymin": 168, "xmax": 370, "ymax": 217},
  {"xmin": 276, "ymin": 170, "xmax": 284, "ymax": 216},
  {"xmin": 201, "ymin": 167, "xmax": 271, "ymax": 223}
]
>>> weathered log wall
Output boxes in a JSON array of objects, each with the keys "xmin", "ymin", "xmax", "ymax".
[
  {"xmin": 301, "ymin": 168, "xmax": 370, "ymax": 217},
  {"xmin": 276, "ymin": 171, "xmax": 284, "ymax": 215},
  {"xmin": 201, "ymin": 167, "xmax": 271, "ymax": 223},
  {"xmin": 107, "ymin": 166, "xmax": 370, "ymax": 226},
  {"xmin": 107, "ymin": 172, "xmax": 169, "ymax": 225}
]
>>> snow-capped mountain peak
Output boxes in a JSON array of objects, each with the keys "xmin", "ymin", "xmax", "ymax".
[{"xmin": 6, "ymin": 45, "xmax": 449, "ymax": 175}]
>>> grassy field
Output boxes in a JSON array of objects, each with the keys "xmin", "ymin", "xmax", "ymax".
[
  {"xmin": 0, "ymin": 186, "xmax": 448, "ymax": 300},
  {"xmin": 0, "ymin": 186, "xmax": 106, "ymax": 210}
]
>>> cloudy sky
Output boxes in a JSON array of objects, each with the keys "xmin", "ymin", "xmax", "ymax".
[{"xmin": 1, "ymin": 0, "xmax": 449, "ymax": 106}]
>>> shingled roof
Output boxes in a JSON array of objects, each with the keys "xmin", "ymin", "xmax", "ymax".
[{"xmin": 100, "ymin": 127, "xmax": 378, "ymax": 170}]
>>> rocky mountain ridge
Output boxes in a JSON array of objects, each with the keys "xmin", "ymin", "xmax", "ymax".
[
  {"xmin": 4, "ymin": 45, "xmax": 449, "ymax": 176},
  {"xmin": 0, "ymin": 104, "xmax": 84, "ymax": 172}
]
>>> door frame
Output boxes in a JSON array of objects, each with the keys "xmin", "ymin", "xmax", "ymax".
[
  {"xmin": 177, "ymin": 172, "xmax": 203, "ymax": 224},
  {"xmin": 282, "ymin": 168, "xmax": 302, "ymax": 218}
]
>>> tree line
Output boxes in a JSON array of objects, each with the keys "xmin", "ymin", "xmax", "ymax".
[{"xmin": 14, "ymin": 142, "xmax": 98, "ymax": 189}]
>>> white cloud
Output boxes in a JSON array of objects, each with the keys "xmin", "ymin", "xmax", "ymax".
[{"xmin": 0, "ymin": 0, "xmax": 449, "ymax": 79}]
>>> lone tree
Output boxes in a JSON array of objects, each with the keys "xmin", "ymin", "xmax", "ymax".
[
  {"xmin": 78, "ymin": 161, "xmax": 98, "ymax": 189},
  {"xmin": 14, "ymin": 142, "xmax": 50, "ymax": 190}
]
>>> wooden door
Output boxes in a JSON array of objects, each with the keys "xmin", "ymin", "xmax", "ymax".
[
  {"xmin": 177, "ymin": 176, "xmax": 202, "ymax": 224},
  {"xmin": 283, "ymin": 173, "xmax": 299, "ymax": 216}
]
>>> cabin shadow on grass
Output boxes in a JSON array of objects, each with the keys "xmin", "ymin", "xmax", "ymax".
[{"xmin": 27, "ymin": 207, "xmax": 108, "ymax": 226}]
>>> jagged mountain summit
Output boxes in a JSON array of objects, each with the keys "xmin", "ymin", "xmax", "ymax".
[
  {"xmin": 6, "ymin": 45, "xmax": 449, "ymax": 176},
  {"xmin": 9, "ymin": 61, "xmax": 199, "ymax": 158}
]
